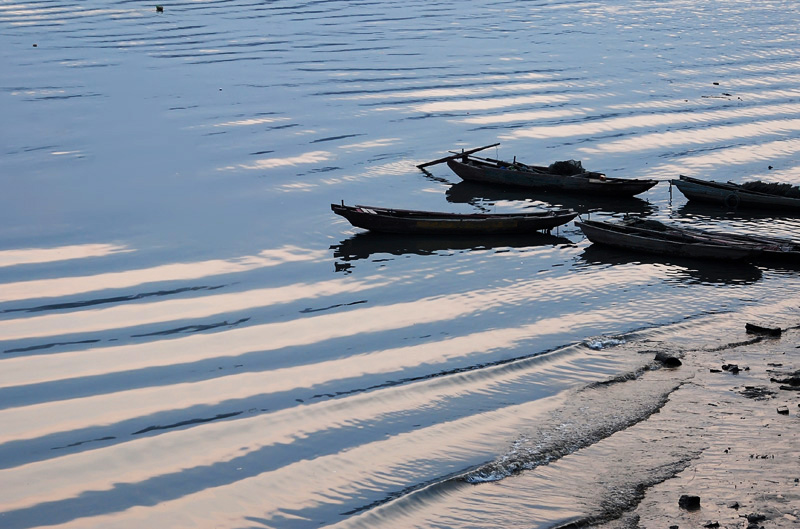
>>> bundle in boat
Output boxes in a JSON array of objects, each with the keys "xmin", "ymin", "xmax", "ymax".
[{"xmin": 740, "ymin": 181, "xmax": 800, "ymax": 198}]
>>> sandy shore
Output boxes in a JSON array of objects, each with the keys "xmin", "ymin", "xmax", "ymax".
[{"xmin": 603, "ymin": 325, "xmax": 800, "ymax": 528}]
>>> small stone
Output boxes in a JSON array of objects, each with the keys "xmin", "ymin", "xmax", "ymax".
[
  {"xmin": 728, "ymin": 501, "xmax": 740, "ymax": 509},
  {"xmin": 655, "ymin": 351, "xmax": 682, "ymax": 367},
  {"xmin": 722, "ymin": 364, "xmax": 741, "ymax": 374},
  {"xmin": 777, "ymin": 406, "xmax": 789, "ymax": 415},
  {"xmin": 679, "ymin": 494, "xmax": 701, "ymax": 510},
  {"xmin": 745, "ymin": 322, "xmax": 781, "ymax": 336},
  {"xmin": 156, "ymin": 5, "xmax": 163, "ymax": 12},
  {"xmin": 703, "ymin": 522, "xmax": 719, "ymax": 529}
]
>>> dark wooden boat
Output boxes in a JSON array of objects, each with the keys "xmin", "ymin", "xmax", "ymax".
[
  {"xmin": 622, "ymin": 218, "xmax": 800, "ymax": 262},
  {"xmin": 671, "ymin": 175, "xmax": 800, "ymax": 210},
  {"xmin": 446, "ymin": 156, "xmax": 659, "ymax": 197},
  {"xmin": 575, "ymin": 219, "xmax": 764, "ymax": 260},
  {"xmin": 418, "ymin": 144, "xmax": 659, "ymax": 197},
  {"xmin": 332, "ymin": 203, "xmax": 578, "ymax": 235}
]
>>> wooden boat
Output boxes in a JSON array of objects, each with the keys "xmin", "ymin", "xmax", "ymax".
[
  {"xmin": 622, "ymin": 218, "xmax": 800, "ymax": 262},
  {"xmin": 575, "ymin": 219, "xmax": 764, "ymax": 260},
  {"xmin": 417, "ymin": 143, "xmax": 657, "ymax": 197},
  {"xmin": 331, "ymin": 203, "xmax": 578, "ymax": 235},
  {"xmin": 671, "ymin": 175, "xmax": 800, "ymax": 210},
  {"xmin": 445, "ymin": 155, "xmax": 659, "ymax": 197}
]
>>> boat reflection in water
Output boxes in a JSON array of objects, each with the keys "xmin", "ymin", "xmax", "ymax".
[
  {"xmin": 332, "ymin": 230, "xmax": 573, "ymax": 271},
  {"xmin": 446, "ymin": 181, "xmax": 657, "ymax": 217},
  {"xmin": 675, "ymin": 201, "xmax": 800, "ymax": 222},
  {"xmin": 578, "ymin": 244, "xmax": 763, "ymax": 286}
]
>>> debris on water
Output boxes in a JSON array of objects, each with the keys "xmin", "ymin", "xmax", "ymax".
[
  {"xmin": 156, "ymin": 5, "xmax": 164, "ymax": 12},
  {"xmin": 745, "ymin": 322, "xmax": 782, "ymax": 336},
  {"xmin": 678, "ymin": 494, "xmax": 701, "ymax": 510}
]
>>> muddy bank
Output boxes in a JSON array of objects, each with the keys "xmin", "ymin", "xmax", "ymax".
[{"xmin": 595, "ymin": 325, "xmax": 800, "ymax": 529}]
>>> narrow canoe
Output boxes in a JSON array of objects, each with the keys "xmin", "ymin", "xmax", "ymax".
[{"xmin": 332, "ymin": 203, "xmax": 578, "ymax": 235}]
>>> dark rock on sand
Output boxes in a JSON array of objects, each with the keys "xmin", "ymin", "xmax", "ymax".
[
  {"xmin": 655, "ymin": 352, "xmax": 682, "ymax": 367},
  {"xmin": 739, "ymin": 386, "xmax": 775, "ymax": 400},
  {"xmin": 678, "ymin": 494, "xmax": 700, "ymax": 510},
  {"xmin": 745, "ymin": 323, "xmax": 782, "ymax": 336},
  {"xmin": 770, "ymin": 371, "xmax": 800, "ymax": 386}
]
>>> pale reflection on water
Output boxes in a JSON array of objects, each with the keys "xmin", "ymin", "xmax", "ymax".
[
  {"xmin": 0, "ymin": 243, "xmax": 131, "ymax": 268},
  {"xmin": 0, "ymin": 246, "xmax": 328, "ymax": 303}
]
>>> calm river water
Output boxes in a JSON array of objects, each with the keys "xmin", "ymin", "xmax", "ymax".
[{"xmin": 2, "ymin": 1, "xmax": 800, "ymax": 528}]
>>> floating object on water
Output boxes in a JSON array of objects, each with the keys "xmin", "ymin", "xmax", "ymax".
[{"xmin": 156, "ymin": 5, "xmax": 164, "ymax": 12}]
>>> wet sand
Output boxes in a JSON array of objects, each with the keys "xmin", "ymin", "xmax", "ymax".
[{"xmin": 599, "ymin": 325, "xmax": 800, "ymax": 529}]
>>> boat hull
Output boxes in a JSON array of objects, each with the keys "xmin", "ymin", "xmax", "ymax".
[
  {"xmin": 332, "ymin": 204, "xmax": 577, "ymax": 235},
  {"xmin": 447, "ymin": 158, "xmax": 658, "ymax": 197},
  {"xmin": 672, "ymin": 175, "xmax": 800, "ymax": 210},
  {"xmin": 575, "ymin": 220, "xmax": 760, "ymax": 260}
]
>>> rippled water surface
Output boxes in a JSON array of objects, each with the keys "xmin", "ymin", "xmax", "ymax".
[{"xmin": 3, "ymin": 1, "xmax": 800, "ymax": 528}]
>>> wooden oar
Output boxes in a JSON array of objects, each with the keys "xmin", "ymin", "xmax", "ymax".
[{"xmin": 416, "ymin": 143, "xmax": 500, "ymax": 169}]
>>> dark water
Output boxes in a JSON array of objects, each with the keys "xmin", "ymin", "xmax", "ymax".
[{"xmin": 2, "ymin": 1, "xmax": 800, "ymax": 528}]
